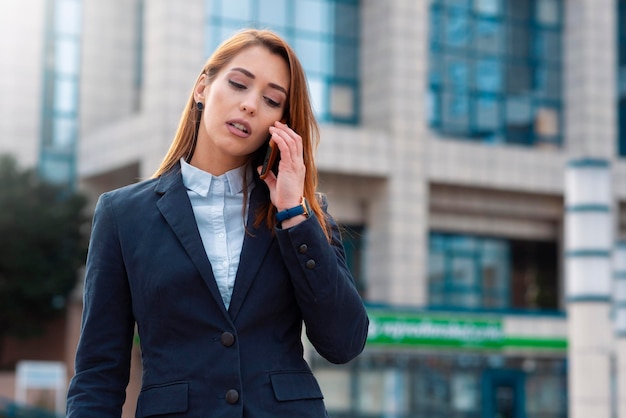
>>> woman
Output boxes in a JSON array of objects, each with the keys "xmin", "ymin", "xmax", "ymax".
[{"xmin": 66, "ymin": 29, "xmax": 369, "ymax": 417}]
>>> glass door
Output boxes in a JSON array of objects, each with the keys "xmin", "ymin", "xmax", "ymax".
[{"xmin": 482, "ymin": 369, "xmax": 525, "ymax": 418}]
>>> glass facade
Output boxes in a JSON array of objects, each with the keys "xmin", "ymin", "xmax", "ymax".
[
  {"xmin": 428, "ymin": 0, "xmax": 563, "ymax": 147},
  {"xmin": 205, "ymin": 0, "xmax": 360, "ymax": 124},
  {"xmin": 619, "ymin": 0, "xmax": 626, "ymax": 157},
  {"xmin": 39, "ymin": 0, "xmax": 82, "ymax": 188},
  {"xmin": 428, "ymin": 232, "xmax": 559, "ymax": 312},
  {"xmin": 311, "ymin": 352, "xmax": 567, "ymax": 418}
]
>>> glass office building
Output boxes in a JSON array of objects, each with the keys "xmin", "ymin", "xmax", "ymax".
[{"xmin": 22, "ymin": 0, "xmax": 620, "ymax": 416}]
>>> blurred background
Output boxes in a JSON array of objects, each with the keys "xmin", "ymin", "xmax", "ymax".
[{"xmin": 1, "ymin": 0, "xmax": 626, "ymax": 417}]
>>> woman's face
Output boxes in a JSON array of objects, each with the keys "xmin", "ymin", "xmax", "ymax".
[{"xmin": 193, "ymin": 45, "xmax": 290, "ymax": 173}]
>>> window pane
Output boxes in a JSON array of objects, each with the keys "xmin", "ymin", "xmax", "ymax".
[
  {"xmin": 307, "ymin": 76, "xmax": 325, "ymax": 118},
  {"xmin": 334, "ymin": 43, "xmax": 358, "ymax": 79},
  {"xmin": 506, "ymin": 96, "xmax": 532, "ymax": 125},
  {"xmin": 55, "ymin": 39, "xmax": 80, "ymax": 76},
  {"xmin": 54, "ymin": 78, "xmax": 77, "ymax": 113},
  {"xmin": 428, "ymin": 233, "xmax": 514, "ymax": 310},
  {"xmin": 475, "ymin": 96, "xmax": 499, "ymax": 131},
  {"xmin": 294, "ymin": 37, "xmax": 329, "ymax": 74},
  {"xmin": 507, "ymin": 0, "xmax": 531, "ymax": 21},
  {"xmin": 444, "ymin": 58, "xmax": 469, "ymax": 90},
  {"xmin": 536, "ymin": 0, "xmax": 560, "ymax": 25},
  {"xmin": 450, "ymin": 256, "xmax": 475, "ymax": 285},
  {"xmin": 220, "ymin": 0, "xmax": 251, "ymax": 21},
  {"xmin": 535, "ymin": 68, "xmax": 561, "ymax": 100},
  {"xmin": 53, "ymin": 117, "xmax": 76, "ymax": 148},
  {"xmin": 40, "ymin": 155, "xmax": 72, "ymax": 185},
  {"xmin": 427, "ymin": 90, "xmax": 441, "ymax": 125},
  {"xmin": 357, "ymin": 370, "xmax": 384, "ymax": 414},
  {"xmin": 429, "ymin": 56, "xmax": 443, "ymax": 86},
  {"xmin": 446, "ymin": 0, "xmax": 470, "ymax": 10},
  {"xmin": 329, "ymin": 83, "xmax": 355, "ymax": 119},
  {"xmin": 506, "ymin": 64, "xmax": 531, "ymax": 94},
  {"xmin": 442, "ymin": 92, "xmax": 469, "ymax": 130},
  {"xmin": 507, "ymin": 25, "xmax": 530, "ymax": 59},
  {"xmin": 334, "ymin": 3, "xmax": 359, "ymax": 39},
  {"xmin": 258, "ymin": 0, "xmax": 288, "ymax": 27},
  {"xmin": 474, "ymin": 59, "xmax": 502, "ymax": 92},
  {"xmin": 444, "ymin": 8, "xmax": 470, "ymax": 48},
  {"xmin": 55, "ymin": 0, "xmax": 81, "ymax": 36},
  {"xmin": 474, "ymin": 0, "xmax": 501, "ymax": 17},
  {"xmin": 430, "ymin": 6, "xmax": 442, "ymax": 46},
  {"xmin": 474, "ymin": 19, "xmax": 503, "ymax": 54},
  {"xmin": 429, "ymin": 252, "xmax": 446, "ymax": 286},
  {"xmin": 295, "ymin": 0, "xmax": 331, "ymax": 34},
  {"xmin": 534, "ymin": 29, "xmax": 561, "ymax": 62}
]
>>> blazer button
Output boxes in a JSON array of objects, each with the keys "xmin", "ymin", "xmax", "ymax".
[
  {"xmin": 221, "ymin": 332, "xmax": 235, "ymax": 347},
  {"xmin": 225, "ymin": 389, "xmax": 239, "ymax": 404},
  {"xmin": 299, "ymin": 244, "xmax": 308, "ymax": 253},
  {"xmin": 306, "ymin": 259, "xmax": 316, "ymax": 269}
]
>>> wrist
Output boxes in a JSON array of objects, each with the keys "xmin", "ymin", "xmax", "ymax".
[{"xmin": 276, "ymin": 197, "xmax": 310, "ymax": 223}]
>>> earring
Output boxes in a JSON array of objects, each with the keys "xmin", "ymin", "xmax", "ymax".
[{"xmin": 197, "ymin": 102, "xmax": 204, "ymax": 111}]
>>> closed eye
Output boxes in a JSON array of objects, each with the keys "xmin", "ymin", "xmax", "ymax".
[
  {"xmin": 264, "ymin": 97, "xmax": 280, "ymax": 108},
  {"xmin": 228, "ymin": 80, "xmax": 246, "ymax": 90}
]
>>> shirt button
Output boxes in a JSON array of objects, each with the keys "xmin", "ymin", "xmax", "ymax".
[
  {"xmin": 220, "ymin": 332, "xmax": 235, "ymax": 347},
  {"xmin": 306, "ymin": 259, "xmax": 316, "ymax": 269},
  {"xmin": 225, "ymin": 389, "xmax": 239, "ymax": 404},
  {"xmin": 299, "ymin": 244, "xmax": 308, "ymax": 254}
]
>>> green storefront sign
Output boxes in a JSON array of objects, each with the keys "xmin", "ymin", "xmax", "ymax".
[{"xmin": 366, "ymin": 310, "xmax": 567, "ymax": 352}]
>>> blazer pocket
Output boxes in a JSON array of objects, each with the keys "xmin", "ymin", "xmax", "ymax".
[
  {"xmin": 270, "ymin": 371, "xmax": 324, "ymax": 401},
  {"xmin": 136, "ymin": 381, "xmax": 189, "ymax": 417}
]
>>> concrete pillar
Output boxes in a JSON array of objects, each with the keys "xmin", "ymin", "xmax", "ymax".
[
  {"xmin": 565, "ymin": 159, "xmax": 613, "ymax": 418},
  {"xmin": 564, "ymin": 0, "xmax": 616, "ymax": 414},
  {"xmin": 360, "ymin": 0, "xmax": 429, "ymax": 306},
  {"xmin": 614, "ymin": 242, "xmax": 626, "ymax": 417}
]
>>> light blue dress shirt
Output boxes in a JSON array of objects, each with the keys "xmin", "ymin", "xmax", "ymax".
[{"xmin": 180, "ymin": 158, "xmax": 254, "ymax": 309}]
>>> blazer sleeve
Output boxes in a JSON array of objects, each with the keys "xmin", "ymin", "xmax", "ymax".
[
  {"xmin": 66, "ymin": 193, "xmax": 135, "ymax": 417},
  {"xmin": 275, "ymin": 195, "xmax": 369, "ymax": 364}
]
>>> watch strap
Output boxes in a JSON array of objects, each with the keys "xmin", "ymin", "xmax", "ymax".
[{"xmin": 276, "ymin": 197, "xmax": 310, "ymax": 222}]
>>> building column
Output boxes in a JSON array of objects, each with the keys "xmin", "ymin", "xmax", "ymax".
[
  {"xmin": 614, "ymin": 242, "xmax": 626, "ymax": 418},
  {"xmin": 565, "ymin": 159, "xmax": 613, "ymax": 418},
  {"xmin": 564, "ymin": 0, "xmax": 617, "ymax": 414}
]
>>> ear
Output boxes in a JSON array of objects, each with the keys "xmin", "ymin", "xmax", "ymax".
[{"xmin": 193, "ymin": 74, "xmax": 208, "ymax": 103}]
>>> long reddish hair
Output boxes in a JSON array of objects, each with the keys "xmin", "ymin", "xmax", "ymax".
[{"xmin": 152, "ymin": 29, "xmax": 330, "ymax": 240}]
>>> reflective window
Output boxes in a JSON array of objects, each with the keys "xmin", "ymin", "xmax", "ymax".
[
  {"xmin": 311, "ymin": 349, "xmax": 567, "ymax": 417},
  {"xmin": 40, "ymin": 0, "xmax": 82, "ymax": 189},
  {"xmin": 429, "ymin": 0, "xmax": 563, "ymax": 147},
  {"xmin": 429, "ymin": 232, "xmax": 560, "ymax": 311},
  {"xmin": 206, "ymin": 0, "xmax": 359, "ymax": 124},
  {"xmin": 618, "ymin": 0, "xmax": 626, "ymax": 157}
]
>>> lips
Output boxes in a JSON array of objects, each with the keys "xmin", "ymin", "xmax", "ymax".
[{"xmin": 226, "ymin": 119, "xmax": 251, "ymax": 137}]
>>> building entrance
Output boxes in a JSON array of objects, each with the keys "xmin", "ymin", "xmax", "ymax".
[{"xmin": 482, "ymin": 370, "xmax": 525, "ymax": 418}]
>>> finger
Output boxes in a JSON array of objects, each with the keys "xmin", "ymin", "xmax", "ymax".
[{"xmin": 272, "ymin": 123, "xmax": 302, "ymax": 161}]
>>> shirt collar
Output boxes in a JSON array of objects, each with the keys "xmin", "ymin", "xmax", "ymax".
[{"xmin": 180, "ymin": 158, "xmax": 252, "ymax": 197}]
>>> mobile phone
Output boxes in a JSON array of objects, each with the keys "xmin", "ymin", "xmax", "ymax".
[
  {"xmin": 259, "ymin": 137, "xmax": 279, "ymax": 180},
  {"xmin": 259, "ymin": 120, "xmax": 286, "ymax": 179}
]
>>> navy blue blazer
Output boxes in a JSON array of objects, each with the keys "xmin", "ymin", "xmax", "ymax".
[{"xmin": 66, "ymin": 163, "xmax": 369, "ymax": 417}]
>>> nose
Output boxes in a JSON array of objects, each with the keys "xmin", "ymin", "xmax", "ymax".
[{"xmin": 240, "ymin": 96, "xmax": 257, "ymax": 116}]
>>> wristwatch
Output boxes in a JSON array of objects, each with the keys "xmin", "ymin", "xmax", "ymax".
[{"xmin": 276, "ymin": 196, "xmax": 310, "ymax": 222}]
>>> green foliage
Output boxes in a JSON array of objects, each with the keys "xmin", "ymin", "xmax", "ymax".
[{"xmin": 0, "ymin": 154, "xmax": 88, "ymax": 342}]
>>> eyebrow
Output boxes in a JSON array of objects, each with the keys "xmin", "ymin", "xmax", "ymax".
[{"xmin": 231, "ymin": 67, "xmax": 288, "ymax": 96}]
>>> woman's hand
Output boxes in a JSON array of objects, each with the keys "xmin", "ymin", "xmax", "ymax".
[{"xmin": 258, "ymin": 120, "xmax": 306, "ymax": 219}]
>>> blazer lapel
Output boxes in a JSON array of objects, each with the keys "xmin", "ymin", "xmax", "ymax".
[
  {"xmin": 228, "ymin": 183, "xmax": 274, "ymax": 321},
  {"xmin": 155, "ymin": 164, "xmax": 229, "ymax": 317}
]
